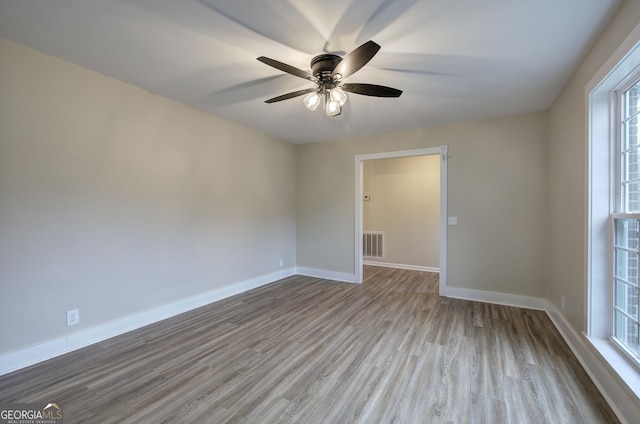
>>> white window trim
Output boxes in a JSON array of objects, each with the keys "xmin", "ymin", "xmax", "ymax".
[{"xmin": 586, "ymin": 22, "xmax": 640, "ymax": 405}]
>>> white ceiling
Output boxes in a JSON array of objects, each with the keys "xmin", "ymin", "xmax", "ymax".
[{"xmin": 0, "ymin": 0, "xmax": 622, "ymax": 144}]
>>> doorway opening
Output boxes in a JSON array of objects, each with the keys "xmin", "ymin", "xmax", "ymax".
[{"xmin": 354, "ymin": 146, "xmax": 447, "ymax": 294}]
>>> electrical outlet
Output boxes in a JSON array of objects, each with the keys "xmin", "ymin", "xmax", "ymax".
[
  {"xmin": 66, "ymin": 309, "xmax": 79, "ymax": 327},
  {"xmin": 279, "ymin": 259, "xmax": 284, "ymax": 267},
  {"xmin": 561, "ymin": 296, "xmax": 566, "ymax": 311}
]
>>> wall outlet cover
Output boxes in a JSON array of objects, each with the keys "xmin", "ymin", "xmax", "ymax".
[{"xmin": 66, "ymin": 309, "xmax": 80, "ymax": 327}]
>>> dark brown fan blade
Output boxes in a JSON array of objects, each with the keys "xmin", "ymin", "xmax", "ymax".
[
  {"xmin": 265, "ymin": 88, "xmax": 317, "ymax": 103},
  {"xmin": 331, "ymin": 40, "xmax": 381, "ymax": 80},
  {"xmin": 342, "ymin": 83, "xmax": 402, "ymax": 97},
  {"xmin": 257, "ymin": 57, "xmax": 317, "ymax": 82}
]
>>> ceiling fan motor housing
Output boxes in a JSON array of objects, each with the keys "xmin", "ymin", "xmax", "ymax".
[{"xmin": 311, "ymin": 54, "xmax": 342, "ymax": 84}]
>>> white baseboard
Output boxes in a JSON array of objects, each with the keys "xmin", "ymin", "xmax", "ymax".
[
  {"xmin": 440, "ymin": 285, "xmax": 547, "ymax": 310},
  {"xmin": 545, "ymin": 301, "xmax": 640, "ymax": 424},
  {"xmin": 0, "ymin": 268, "xmax": 296, "ymax": 376},
  {"xmin": 362, "ymin": 261, "xmax": 440, "ymax": 273},
  {"xmin": 295, "ymin": 267, "xmax": 357, "ymax": 284}
]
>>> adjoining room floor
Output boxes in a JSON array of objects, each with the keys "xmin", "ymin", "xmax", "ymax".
[{"xmin": 0, "ymin": 267, "xmax": 619, "ymax": 423}]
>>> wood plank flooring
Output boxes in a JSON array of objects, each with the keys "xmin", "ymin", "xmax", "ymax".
[{"xmin": 0, "ymin": 267, "xmax": 619, "ymax": 423}]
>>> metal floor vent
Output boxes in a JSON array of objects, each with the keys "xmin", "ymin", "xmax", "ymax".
[{"xmin": 363, "ymin": 232, "xmax": 384, "ymax": 258}]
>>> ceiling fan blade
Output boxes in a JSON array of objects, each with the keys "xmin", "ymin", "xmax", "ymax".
[
  {"xmin": 257, "ymin": 57, "xmax": 317, "ymax": 82},
  {"xmin": 265, "ymin": 88, "xmax": 317, "ymax": 104},
  {"xmin": 342, "ymin": 83, "xmax": 402, "ymax": 97},
  {"xmin": 331, "ymin": 40, "xmax": 381, "ymax": 80}
]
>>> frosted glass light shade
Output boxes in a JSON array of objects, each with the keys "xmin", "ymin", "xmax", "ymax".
[
  {"xmin": 330, "ymin": 87, "xmax": 347, "ymax": 106},
  {"xmin": 325, "ymin": 97, "xmax": 341, "ymax": 116},
  {"xmin": 303, "ymin": 91, "xmax": 321, "ymax": 111}
]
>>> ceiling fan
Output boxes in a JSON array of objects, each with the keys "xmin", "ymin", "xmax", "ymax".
[{"xmin": 257, "ymin": 40, "xmax": 402, "ymax": 117}]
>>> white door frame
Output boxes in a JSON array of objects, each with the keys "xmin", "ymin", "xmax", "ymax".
[{"xmin": 354, "ymin": 146, "xmax": 448, "ymax": 294}]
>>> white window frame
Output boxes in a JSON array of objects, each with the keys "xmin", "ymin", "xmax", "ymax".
[{"xmin": 586, "ymin": 23, "xmax": 640, "ymax": 404}]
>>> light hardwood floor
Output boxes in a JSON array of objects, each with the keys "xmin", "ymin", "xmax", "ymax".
[{"xmin": 0, "ymin": 267, "xmax": 619, "ymax": 423}]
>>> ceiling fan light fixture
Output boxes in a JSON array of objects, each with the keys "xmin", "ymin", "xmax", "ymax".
[
  {"xmin": 303, "ymin": 91, "xmax": 321, "ymax": 111},
  {"xmin": 330, "ymin": 87, "xmax": 347, "ymax": 106},
  {"xmin": 325, "ymin": 96, "xmax": 341, "ymax": 116},
  {"xmin": 258, "ymin": 40, "xmax": 401, "ymax": 116}
]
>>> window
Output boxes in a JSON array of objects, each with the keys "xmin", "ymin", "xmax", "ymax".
[
  {"xmin": 612, "ymin": 77, "xmax": 640, "ymax": 363},
  {"xmin": 612, "ymin": 216, "xmax": 640, "ymax": 360},
  {"xmin": 619, "ymin": 79, "xmax": 640, "ymax": 212},
  {"xmin": 587, "ymin": 25, "xmax": 640, "ymax": 409}
]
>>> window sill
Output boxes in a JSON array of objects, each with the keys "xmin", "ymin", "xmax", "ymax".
[{"xmin": 584, "ymin": 334, "xmax": 640, "ymax": 402}]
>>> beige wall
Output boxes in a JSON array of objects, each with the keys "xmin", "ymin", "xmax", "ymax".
[
  {"xmin": 547, "ymin": 0, "xmax": 640, "ymax": 333},
  {"xmin": 363, "ymin": 155, "xmax": 440, "ymax": 268},
  {"xmin": 0, "ymin": 39, "xmax": 297, "ymax": 355},
  {"xmin": 297, "ymin": 111, "xmax": 547, "ymax": 297}
]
